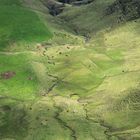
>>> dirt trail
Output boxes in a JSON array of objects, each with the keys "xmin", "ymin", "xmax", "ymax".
[
  {"xmin": 0, "ymin": 51, "xmax": 35, "ymax": 55},
  {"xmin": 0, "ymin": 95, "xmax": 24, "ymax": 102}
]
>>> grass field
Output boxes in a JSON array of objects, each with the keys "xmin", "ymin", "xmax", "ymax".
[{"xmin": 0, "ymin": 0, "xmax": 140, "ymax": 140}]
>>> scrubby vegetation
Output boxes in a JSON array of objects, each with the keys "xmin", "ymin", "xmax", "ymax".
[{"xmin": 106, "ymin": 0, "xmax": 140, "ymax": 20}]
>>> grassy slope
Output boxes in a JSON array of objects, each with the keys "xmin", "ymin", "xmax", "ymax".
[
  {"xmin": 0, "ymin": 0, "xmax": 54, "ymax": 101},
  {"xmin": 59, "ymin": 0, "xmax": 117, "ymax": 35},
  {"xmin": 0, "ymin": 1, "xmax": 53, "ymax": 139},
  {"xmin": 0, "ymin": 0, "xmax": 52, "ymax": 51},
  {"xmin": 45, "ymin": 18, "xmax": 140, "ymax": 140},
  {"xmin": 0, "ymin": 0, "xmax": 140, "ymax": 140}
]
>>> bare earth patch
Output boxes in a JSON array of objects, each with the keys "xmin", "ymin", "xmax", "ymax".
[{"xmin": 0, "ymin": 71, "xmax": 16, "ymax": 79}]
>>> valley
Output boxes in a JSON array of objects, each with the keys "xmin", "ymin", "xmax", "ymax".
[{"xmin": 0, "ymin": 0, "xmax": 140, "ymax": 140}]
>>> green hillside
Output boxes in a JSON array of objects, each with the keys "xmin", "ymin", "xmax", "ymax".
[
  {"xmin": 0, "ymin": 0, "xmax": 52, "ymax": 50},
  {"xmin": 0, "ymin": 0, "xmax": 140, "ymax": 140}
]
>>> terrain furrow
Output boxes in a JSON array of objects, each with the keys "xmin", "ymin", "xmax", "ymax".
[
  {"xmin": 52, "ymin": 97, "xmax": 77, "ymax": 140},
  {"xmin": 82, "ymin": 103, "xmax": 120, "ymax": 140}
]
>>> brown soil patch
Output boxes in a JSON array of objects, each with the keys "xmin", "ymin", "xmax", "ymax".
[
  {"xmin": 1, "ymin": 71, "xmax": 16, "ymax": 79},
  {"xmin": 28, "ymin": 77, "xmax": 33, "ymax": 80}
]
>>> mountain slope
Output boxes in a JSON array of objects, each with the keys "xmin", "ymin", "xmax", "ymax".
[{"xmin": 0, "ymin": 0, "xmax": 140, "ymax": 140}]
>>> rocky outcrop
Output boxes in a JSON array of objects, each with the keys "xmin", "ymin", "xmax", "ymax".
[
  {"xmin": 41, "ymin": 0, "xmax": 65, "ymax": 16},
  {"xmin": 106, "ymin": 0, "xmax": 140, "ymax": 20},
  {"xmin": 58, "ymin": 0, "xmax": 93, "ymax": 5},
  {"xmin": 72, "ymin": 0, "xmax": 93, "ymax": 6},
  {"xmin": 41, "ymin": 0, "xmax": 94, "ymax": 16}
]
